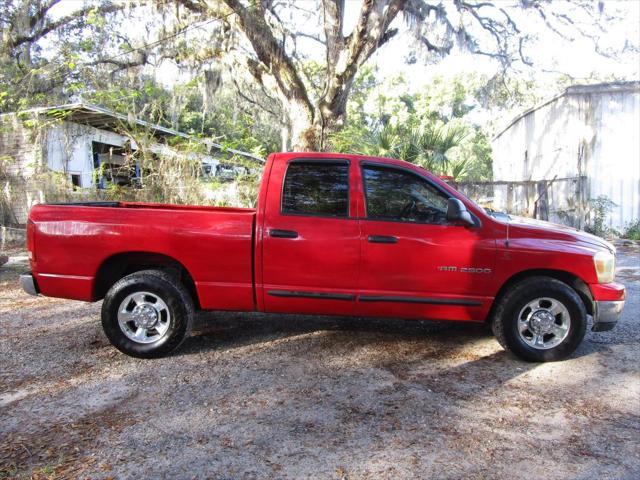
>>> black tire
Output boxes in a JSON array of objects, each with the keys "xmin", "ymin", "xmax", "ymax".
[
  {"xmin": 101, "ymin": 270, "xmax": 194, "ymax": 359},
  {"xmin": 491, "ymin": 276, "xmax": 587, "ymax": 362}
]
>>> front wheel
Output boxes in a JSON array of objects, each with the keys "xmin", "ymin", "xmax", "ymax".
[
  {"xmin": 101, "ymin": 270, "xmax": 194, "ymax": 358},
  {"xmin": 491, "ymin": 276, "xmax": 587, "ymax": 362}
]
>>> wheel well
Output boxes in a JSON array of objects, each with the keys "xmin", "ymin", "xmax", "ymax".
[
  {"xmin": 489, "ymin": 269, "xmax": 594, "ymax": 320},
  {"xmin": 93, "ymin": 252, "xmax": 200, "ymax": 308}
]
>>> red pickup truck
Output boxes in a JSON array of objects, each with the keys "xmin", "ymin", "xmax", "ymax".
[{"xmin": 21, "ymin": 152, "xmax": 625, "ymax": 361}]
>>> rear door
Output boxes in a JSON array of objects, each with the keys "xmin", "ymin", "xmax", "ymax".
[
  {"xmin": 356, "ymin": 162, "xmax": 496, "ymax": 322},
  {"xmin": 260, "ymin": 158, "xmax": 360, "ymax": 315}
]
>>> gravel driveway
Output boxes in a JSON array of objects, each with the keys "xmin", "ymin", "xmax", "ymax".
[{"xmin": 1, "ymin": 244, "xmax": 639, "ymax": 479}]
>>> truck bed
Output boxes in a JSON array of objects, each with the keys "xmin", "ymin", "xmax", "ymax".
[{"xmin": 29, "ymin": 202, "xmax": 257, "ymax": 311}]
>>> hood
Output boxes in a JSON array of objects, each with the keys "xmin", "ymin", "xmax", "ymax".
[{"xmin": 504, "ymin": 215, "xmax": 615, "ymax": 252}]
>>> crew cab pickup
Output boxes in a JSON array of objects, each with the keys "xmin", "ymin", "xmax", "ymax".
[{"xmin": 21, "ymin": 152, "xmax": 625, "ymax": 361}]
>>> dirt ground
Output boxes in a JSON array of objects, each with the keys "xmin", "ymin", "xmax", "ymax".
[{"xmin": 1, "ymin": 244, "xmax": 639, "ymax": 480}]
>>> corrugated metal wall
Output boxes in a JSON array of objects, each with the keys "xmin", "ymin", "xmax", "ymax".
[{"xmin": 492, "ymin": 83, "xmax": 640, "ymax": 231}]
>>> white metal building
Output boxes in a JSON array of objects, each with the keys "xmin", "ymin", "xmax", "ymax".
[
  {"xmin": 0, "ymin": 103, "xmax": 263, "ymax": 224},
  {"xmin": 491, "ymin": 82, "xmax": 640, "ymax": 230}
]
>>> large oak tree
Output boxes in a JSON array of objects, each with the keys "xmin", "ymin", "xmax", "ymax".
[{"xmin": 170, "ymin": 0, "xmax": 622, "ymax": 150}]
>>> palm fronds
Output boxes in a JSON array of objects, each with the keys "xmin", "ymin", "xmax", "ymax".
[{"xmin": 366, "ymin": 122, "xmax": 468, "ymax": 179}]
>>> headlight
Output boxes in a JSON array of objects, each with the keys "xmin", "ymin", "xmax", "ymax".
[{"xmin": 593, "ymin": 251, "xmax": 615, "ymax": 283}]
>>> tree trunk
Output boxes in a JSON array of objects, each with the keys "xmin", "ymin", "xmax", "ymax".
[
  {"xmin": 213, "ymin": 0, "xmax": 403, "ymax": 152},
  {"xmin": 286, "ymin": 99, "xmax": 316, "ymax": 152},
  {"xmin": 288, "ymin": 97, "xmax": 349, "ymax": 152}
]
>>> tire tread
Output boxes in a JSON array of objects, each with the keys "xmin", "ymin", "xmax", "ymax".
[
  {"xmin": 101, "ymin": 269, "xmax": 194, "ymax": 358},
  {"xmin": 490, "ymin": 276, "xmax": 586, "ymax": 362}
]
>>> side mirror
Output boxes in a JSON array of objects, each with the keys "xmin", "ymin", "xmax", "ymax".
[{"xmin": 447, "ymin": 198, "xmax": 475, "ymax": 226}]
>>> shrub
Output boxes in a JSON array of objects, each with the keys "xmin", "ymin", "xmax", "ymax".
[
  {"xmin": 584, "ymin": 195, "xmax": 616, "ymax": 238},
  {"xmin": 621, "ymin": 219, "xmax": 640, "ymax": 240}
]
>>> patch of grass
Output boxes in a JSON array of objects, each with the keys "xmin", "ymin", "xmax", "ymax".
[{"xmin": 30, "ymin": 463, "xmax": 58, "ymax": 480}]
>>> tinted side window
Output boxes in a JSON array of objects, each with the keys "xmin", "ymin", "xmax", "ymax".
[
  {"xmin": 282, "ymin": 162, "xmax": 349, "ymax": 217},
  {"xmin": 363, "ymin": 165, "xmax": 449, "ymax": 224}
]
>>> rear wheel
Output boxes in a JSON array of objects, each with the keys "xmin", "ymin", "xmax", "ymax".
[
  {"xmin": 101, "ymin": 270, "xmax": 193, "ymax": 358},
  {"xmin": 491, "ymin": 276, "xmax": 587, "ymax": 362}
]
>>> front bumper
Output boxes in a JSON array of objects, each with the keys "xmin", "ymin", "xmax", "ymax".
[
  {"xmin": 20, "ymin": 273, "xmax": 39, "ymax": 296},
  {"xmin": 592, "ymin": 300, "xmax": 624, "ymax": 331}
]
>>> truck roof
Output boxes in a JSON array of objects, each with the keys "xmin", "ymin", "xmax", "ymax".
[{"xmin": 272, "ymin": 151, "xmax": 398, "ymax": 162}]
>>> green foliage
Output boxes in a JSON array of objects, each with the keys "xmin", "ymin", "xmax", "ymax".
[
  {"xmin": 331, "ymin": 71, "xmax": 494, "ymax": 180},
  {"xmin": 363, "ymin": 122, "xmax": 469, "ymax": 179},
  {"xmin": 177, "ymin": 85, "xmax": 279, "ymax": 155},
  {"xmin": 621, "ymin": 219, "xmax": 640, "ymax": 240},
  {"xmin": 78, "ymin": 73, "xmax": 280, "ymax": 158},
  {"xmin": 449, "ymin": 127, "xmax": 493, "ymax": 180},
  {"xmin": 585, "ymin": 195, "xmax": 617, "ymax": 238},
  {"xmin": 235, "ymin": 173, "xmax": 261, "ymax": 208}
]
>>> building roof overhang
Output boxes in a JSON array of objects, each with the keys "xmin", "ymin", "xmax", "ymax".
[{"xmin": 2, "ymin": 102, "xmax": 264, "ymax": 163}]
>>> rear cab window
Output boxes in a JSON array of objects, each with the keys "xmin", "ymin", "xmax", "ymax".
[{"xmin": 281, "ymin": 161, "xmax": 350, "ymax": 218}]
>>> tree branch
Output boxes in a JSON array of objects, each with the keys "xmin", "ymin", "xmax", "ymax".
[
  {"xmin": 323, "ymin": 0, "xmax": 405, "ymax": 108},
  {"xmin": 323, "ymin": 0, "xmax": 345, "ymax": 77},
  {"xmin": 10, "ymin": 2, "xmax": 124, "ymax": 50},
  {"xmin": 232, "ymin": 78, "xmax": 280, "ymax": 118},
  {"xmin": 30, "ymin": 0, "xmax": 63, "ymax": 29},
  {"xmin": 291, "ymin": 31, "xmax": 326, "ymax": 45},
  {"xmin": 220, "ymin": 0, "xmax": 314, "ymax": 120}
]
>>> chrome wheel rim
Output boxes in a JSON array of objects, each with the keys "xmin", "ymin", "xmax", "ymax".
[
  {"xmin": 517, "ymin": 297, "xmax": 571, "ymax": 350},
  {"xmin": 117, "ymin": 291, "xmax": 171, "ymax": 344}
]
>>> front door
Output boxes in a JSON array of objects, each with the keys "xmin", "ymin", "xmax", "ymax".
[
  {"xmin": 356, "ymin": 162, "xmax": 496, "ymax": 322},
  {"xmin": 261, "ymin": 158, "xmax": 360, "ymax": 315}
]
